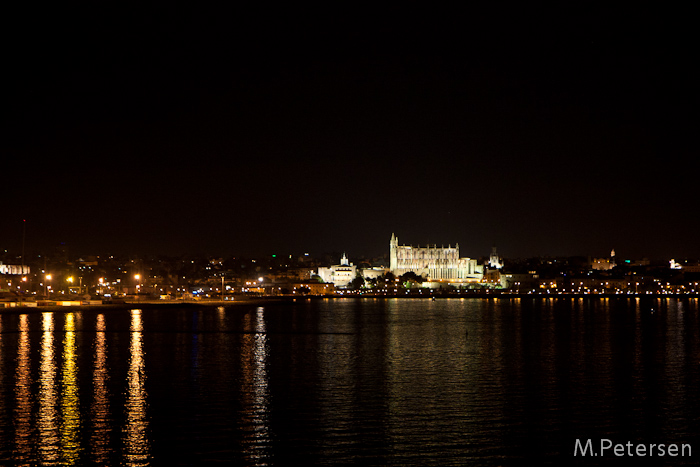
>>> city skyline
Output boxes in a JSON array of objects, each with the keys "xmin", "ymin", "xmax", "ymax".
[
  {"xmin": 2, "ymin": 226, "xmax": 697, "ymax": 266},
  {"xmin": 5, "ymin": 9, "xmax": 698, "ymax": 260}
]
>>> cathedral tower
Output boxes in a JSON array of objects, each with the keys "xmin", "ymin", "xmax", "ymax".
[{"xmin": 390, "ymin": 233, "xmax": 398, "ymax": 271}]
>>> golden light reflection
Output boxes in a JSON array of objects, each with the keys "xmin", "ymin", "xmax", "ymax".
[
  {"xmin": 0, "ymin": 315, "xmax": 3, "ymax": 449},
  {"xmin": 90, "ymin": 314, "xmax": 111, "ymax": 464},
  {"xmin": 61, "ymin": 313, "xmax": 80, "ymax": 465},
  {"xmin": 240, "ymin": 307, "xmax": 271, "ymax": 464},
  {"xmin": 38, "ymin": 312, "xmax": 60, "ymax": 464},
  {"xmin": 123, "ymin": 309, "xmax": 150, "ymax": 466},
  {"xmin": 14, "ymin": 314, "xmax": 32, "ymax": 463}
]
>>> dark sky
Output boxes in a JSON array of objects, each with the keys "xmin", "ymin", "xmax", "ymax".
[{"xmin": 4, "ymin": 7, "xmax": 699, "ymax": 260}]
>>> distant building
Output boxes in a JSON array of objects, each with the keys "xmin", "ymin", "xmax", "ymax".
[
  {"xmin": 483, "ymin": 269, "xmax": 502, "ymax": 286},
  {"xmin": 317, "ymin": 253, "xmax": 357, "ymax": 288},
  {"xmin": 487, "ymin": 247, "xmax": 503, "ymax": 269},
  {"xmin": 389, "ymin": 233, "xmax": 483, "ymax": 282},
  {"xmin": 78, "ymin": 256, "xmax": 99, "ymax": 267},
  {"xmin": 591, "ymin": 249, "xmax": 616, "ymax": 271},
  {"xmin": 270, "ymin": 268, "xmax": 314, "ymax": 282},
  {"xmin": 291, "ymin": 281, "xmax": 335, "ymax": 295},
  {"xmin": 671, "ymin": 259, "xmax": 700, "ymax": 272},
  {"xmin": 0, "ymin": 262, "xmax": 30, "ymax": 275},
  {"xmin": 360, "ymin": 267, "xmax": 389, "ymax": 281}
]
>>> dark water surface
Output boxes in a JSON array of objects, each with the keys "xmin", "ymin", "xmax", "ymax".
[{"xmin": 1, "ymin": 298, "xmax": 699, "ymax": 465}]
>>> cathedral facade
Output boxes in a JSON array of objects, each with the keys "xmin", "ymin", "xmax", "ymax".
[{"xmin": 389, "ymin": 233, "xmax": 483, "ymax": 282}]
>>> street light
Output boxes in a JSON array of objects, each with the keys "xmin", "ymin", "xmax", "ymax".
[
  {"xmin": 45, "ymin": 274, "xmax": 51, "ymax": 297},
  {"xmin": 135, "ymin": 274, "xmax": 141, "ymax": 300}
]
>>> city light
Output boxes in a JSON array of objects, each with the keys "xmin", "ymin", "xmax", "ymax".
[{"xmin": 1, "ymin": 239, "xmax": 698, "ymax": 305}]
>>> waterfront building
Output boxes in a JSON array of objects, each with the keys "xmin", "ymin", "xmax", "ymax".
[
  {"xmin": 317, "ymin": 253, "xmax": 357, "ymax": 288},
  {"xmin": 389, "ymin": 233, "xmax": 483, "ymax": 283},
  {"xmin": 501, "ymin": 273, "xmax": 537, "ymax": 290},
  {"xmin": 291, "ymin": 281, "xmax": 335, "ymax": 295},
  {"xmin": 0, "ymin": 262, "xmax": 30, "ymax": 275},
  {"xmin": 483, "ymin": 269, "xmax": 502, "ymax": 286},
  {"xmin": 359, "ymin": 267, "xmax": 389, "ymax": 281}
]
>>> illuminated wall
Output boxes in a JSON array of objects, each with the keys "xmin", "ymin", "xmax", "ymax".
[
  {"xmin": 389, "ymin": 233, "xmax": 483, "ymax": 282},
  {"xmin": 0, "ymin": 262, "xmax": 30, "ymax": 275},
  {"xmin": 317, "ymin": 253, "xmax": 357, "ymax": 288}
]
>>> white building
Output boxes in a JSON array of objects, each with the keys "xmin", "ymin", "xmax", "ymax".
[
  {"xmin": 360, "ymin": 267, "xmax": 389, "ymax": 281},
  {"xmin": 389, "ymin": 233, "xmax": 483, "ymax": 283},
  {"xmin": 0, "ymin": 262, "xmax": 30, "ymax": 275},
  {"xmin": 487, "ymin": 246, "xmax": 503, "ymax": 269},
  {"xmin": 317, "ymin": 253, "xmax": 357, "ymax": 288}
]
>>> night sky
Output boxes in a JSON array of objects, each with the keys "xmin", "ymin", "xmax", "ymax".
[{"xmin": 5, "ymin": 7, "xmax": 698, "ymax": 260}]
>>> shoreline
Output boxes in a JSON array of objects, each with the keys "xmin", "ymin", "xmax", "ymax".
[{"xmin": 1, "ymin": 292, "xmax": 698, "ymax": 313}]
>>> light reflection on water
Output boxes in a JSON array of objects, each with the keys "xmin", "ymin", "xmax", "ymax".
[
  {"xmin": 0, "ymin": 298, "xmax": 699, "ymax": 465},
  {"xmin": 1, "ymin": 309, "xmax": 153, "ymax": 465},
  {"xmin": 0, "ymin": 315, "xmax": 3, "ymax": 448},
  {"xmin": 60, "ymin": 312, "xmax": 80, "ymax": 465},
  {"xmin": 123, "ymin": 309, "xmax": 150, "ymax": 466},
  {"xmin": 240, "ymin": 306, "xmax": 271, "ymax": 465},
  {"xmin": 90, "ymin": 313, "xmax": 110, "ymax": 464},
  {"xmin": 38, "ymin": 312, "xmax": 59, "ymax": 465},
  {"xmin": 14, "ymin": 314, "xmax": 32, "ymax": 463}
]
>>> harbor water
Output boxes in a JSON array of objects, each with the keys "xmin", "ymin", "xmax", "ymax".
[{"xmin": 1, "ymin": 297, "xmax": 699, "ymax": 465}]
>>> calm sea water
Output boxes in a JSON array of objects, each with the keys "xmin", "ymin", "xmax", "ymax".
[{"xmin": 1, "ymin": 297, "xmax": 699, "ymax": 465}]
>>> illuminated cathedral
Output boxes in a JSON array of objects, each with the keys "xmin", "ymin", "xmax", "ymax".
[{"xmin": 389, "ymin": 233, "xmax": 483, "ymax": 283}]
